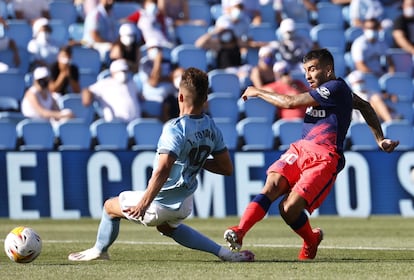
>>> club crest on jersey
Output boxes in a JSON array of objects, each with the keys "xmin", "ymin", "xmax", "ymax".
[{"xmin": 316, "ymin": 87, "xmax": 330, "ymax": 99}]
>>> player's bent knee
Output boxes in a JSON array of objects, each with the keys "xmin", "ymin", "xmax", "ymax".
[{"xmin": 156, "ymin": 223, "xmax": 175, "ymax": 236}]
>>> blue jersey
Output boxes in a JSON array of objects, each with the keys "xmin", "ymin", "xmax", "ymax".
[
  {"xmin": 303, "ymin": 78, "xmax": 353, "ymax": 169},
  {"xmin": 153, "ymin": 114, "xmax": 227, "ymax": 210}
]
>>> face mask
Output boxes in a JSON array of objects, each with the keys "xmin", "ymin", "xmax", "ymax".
[
  {"xmin": 364, "ymin": 29, "xmax": 378, "ymax": 41},
  {"xmin": 36, "ymin": 31, "xmax": 50, "ymax": 44},
  {"xmin": 145, "ymin": 2, "xmax": 158, "ymax": 16},
  {"xmin": 173, "ymin": 76, "xmax": 181, "ymax": 89},
  {"xmin": 147, "ymin": 48, "xmax": 159, "ymax": 60},
  {"xmin": 230, "ymin": 8, "xmax": 242, "ymax": 21},
  {"xmin": 113, "ymin": 71, "xmax": 128, "ymax": 83},
  {"xmin": 58, "ymin": 56, "xmax": 70, "ymax": 64},
  {"xmin": 220, "ymin": 31, "xmax": 233, "ymax": 43},
  {"xmin": 120, "ymin": 35, "xmax": 135, "ymax": 46},
  {"xmin": 403, "ymin": 7, "xmax": 414, "ymax": 18},
  {"xmin": 37, "ymin": 78, "xmax": 49, "ymax": 89}
]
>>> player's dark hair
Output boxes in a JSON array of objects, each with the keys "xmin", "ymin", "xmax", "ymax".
[
  {"xmin": 181, "ymin": 67, "xmax": 208, "ymax": 107},
  {"xmin": 303, "ymin": 48, "xmax": 335, "ymax": 72}
]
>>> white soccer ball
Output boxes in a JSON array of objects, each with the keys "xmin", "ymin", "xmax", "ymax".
[{"xmin": 4, "ymin": 226, "xmax": 42, "ymax": 263}]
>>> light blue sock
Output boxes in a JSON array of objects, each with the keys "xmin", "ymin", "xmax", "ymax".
[
  {"xmin": 169, "ymin": 224, "xmax": 221, "ymax": 256},
  {"xmin": 94, "ymin": 209, "xmax": 120, "ymax": 253}
]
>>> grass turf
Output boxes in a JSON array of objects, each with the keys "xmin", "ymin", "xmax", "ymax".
[{"xmin": 1, "ymin": 216, "xmax": 414, "ymax": 280}]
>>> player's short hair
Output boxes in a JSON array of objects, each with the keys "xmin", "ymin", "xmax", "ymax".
[
  {"xmin": 303, "ymin": 48, "xmax": 335, "ymax": 71},
  {"xmin": 181, "ymin": 67, "xmax": 208, "ymax": 107}
]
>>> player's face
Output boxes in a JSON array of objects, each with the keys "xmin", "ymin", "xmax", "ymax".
[{"xmin": 303, "ymin": 59, "xmax": 330, "ymax": 89}]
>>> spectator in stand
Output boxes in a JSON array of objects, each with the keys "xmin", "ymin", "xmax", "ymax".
[
  {"xmin": 222, "ymin": 0, "xmax": 262, "ymax": 25},
  {"xmin": 349, "ymin": 0, "xmax": 393, "ymax": 29},
  {"xmin": 21, "ymin": 66, "xmax": 74, "ymax": 121},
  {"xmin": 0, "ymin": 17, "xmax": 21, "ymax": 71},
  {"xmin": 49, "ymin": 46, "xmax": 81, "ymax": 95},
  {"xmin": 347, "ymin": 70, "xmax": 400, "ymax": 123},
  {"xmin": 262, "ymin": 60, "xmax": 308, "ymax": 120},
  {"xmin": 82, "ymin": 0, "xmax": 117, "ymax": 63},
  {"xmin": 249, "ymin": 45, "xmax": 276, "ymax": 88},
  {"xmin": 12, "ymin": 0, "xmax": 50, "ymax": 23},
  {"xmin": 272, "ymin": 0, "xmax": 317, "ymax": 25},
  {"xmin": 27, "ymin": 18, "xmax": 60, "ymax": 69},
  {"xmin": 158, "ymin": 0, "xmax": 207, "ymax": 27},
  {"xmin": 270, "ymin": 18, "xmax": 315, "ymax": 73},
  {"xmin": 82, "ymin": 59, "xmax": 142, "ymax": 122},
  {"xmin": 109, "ymin": 23, "xmax": 142, "ymax": 73},
  {"xmin": 74, "ymin": 0, "xmax": 99, "ymax": 19},
  {"xmin": 392, "ymin": 0, "xmax": 414, "ymax": 56},
  {"xmin": 350, "ymin": 17, "xmax": 395, "ymax": 77},
  {"xmin": 125, "ymin": 0, "xmax": 174, "ymax": 48}
]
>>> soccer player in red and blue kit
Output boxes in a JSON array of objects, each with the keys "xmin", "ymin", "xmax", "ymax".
[{"xmin": 224, "ymin": 49, "xmax": 400, "ymax": 260}]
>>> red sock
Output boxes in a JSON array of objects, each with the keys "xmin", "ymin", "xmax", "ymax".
[
  {"xmin": 238, "ymin": 201, "xmax": 267, "ymax": 235},
  {"xmin": 293, "ymin": 218, "xmax": 317, "ymax": 245}
]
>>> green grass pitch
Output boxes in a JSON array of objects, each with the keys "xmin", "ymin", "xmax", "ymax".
[{"xmin": 1, "ymin": 216, "xmax": 414, "ymax": 280}]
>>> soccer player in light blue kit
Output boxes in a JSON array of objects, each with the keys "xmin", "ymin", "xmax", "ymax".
[{"xmin": 68, "ymin": 67, "xmax": 254, "ymax": 262}]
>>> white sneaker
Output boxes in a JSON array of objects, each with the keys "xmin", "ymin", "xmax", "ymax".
[
  {"xmin": 68, "ymin": 247, "xmax": 110, "ymax": 261},
  {"xmin": 219, "ymin": 247, "xmax": 255, "ymax": 262}
]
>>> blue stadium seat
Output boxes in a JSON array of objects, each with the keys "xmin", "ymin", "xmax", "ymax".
[
  {"xmin": 207, "ymin": 92, "xmax": 240, "ymax": 123},
  {"xmin": 90, "ymin": 119, "xmax": 129, "ymax": 150},
  {"xmin": 316, "ymin": 2, "xmax": 344, "ymax": 28},
  {"xmin": 71, "ymin": 46, "xmax": 102, "ymax": 74},
  {"xmin": 238, "ymin": 97, "xmax": 277, "ymax": 122},
  {"xmin": 175, "ymin": 24, "xmax": 208, "ymax": 45},
  {"xmin": 68, "ymin": 23, "xmax": 84, "ymax": 41},
  {"xmin": 49, "ymin": 20, "xmax": 70, "ymax": 47},
  {"xmin": 236, "ymin": 117, "xmax": 274, "ymax": 151},
  {"xmin": 171, "ymin": 44, "xmax": 208, "ymax": 71},
  {"xmin": 141, "ymin": 100, "xmax": 163, "ymax": 119},
  {"xmin": 214, "ymin": 118, "xmax": 239, "ymax": 150},
  {"xmin": 127, "ymin": 118, "xmax": 163, "ymax": 151},
  {"xmin": 0, "ymin": 119, "xmax": 17, "ymax": 149},
  {"xmin": 272, "ymin": 118, "xmax": 303, "ymax": 151},
  {"xmin": 208, "ymin": 69, "xmax": 241, "ymax": 98},
  {"xmin": 112, "ymin": 2, "xmax": 140, "ymax": 21},
  {"xmin": 57, "ymin": 93, "xmax": 95, "ymax": 124},
  {"xmin": 381, "ymin": 121, "xmax": 414, "ymax": 151},
  {"xmin": 189, "ymin": 2, "xmax": 212, "ymax": 25},
  {"xmin": 0, "ymin": 96, "xmax": 19, "ymax": 111},
  {"xmin": 310, "ymin": 24, "xmax": 346, "ymax": 53},
  {"xmin": 348, "ymin": 122, "xmax": 379, "ymax": 151},
  {"xmin": 5, "ymin": 20, "xmax": 32, "ymax": 49},
  {"xmin": 49, "ymin": 1, "xmax": 78, "ymax": 27},
  {"xmin": 248, "ymin": 24, "xmax": 277, "ymax": 42},
  {"xmin": 16, "ymin": 119, "xmax": 56, "ymax": 150},
  {"xmin": 379, "ymin": 73, "xmax": 414, "ymax": 102},
  {"xmin": 55, "ymin": 119, "xmax": 92, "ymax": 150},
  {"xmin": 79, "ymin": 71, "xmax": 98, "ymax": 88},
  {"xmin": 385, "ymin": 48, "xmax": 413, "ymax": 76},
  {"xmin": 0, "ymin": 71, "xmax": 26, "ymax": 101},
  {"xmin": 389, "ymin": 102, "xmax": 414, "ymax": 124}
]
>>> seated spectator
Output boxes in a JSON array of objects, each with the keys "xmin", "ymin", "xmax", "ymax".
[
  {"xmin": 347, "ymin": 70, "xmax": 400, "ymax": 123},
  {"xmin": 12, "ymin": 0, "xmax": 50, "ymax": 23},
  {"xmin": 82, "ymin": 59, "xmax": 142, "ymax": 122},
  {"xmin": 21, "ymin": 66, "xmax": 74, "ymax": 121},
  {"xmin": 109, "ymin": 23, "xmax": 142, "ymax": 73},
  {"xmin": 349, "ymin": 0, "xmax": 393, "ymax": 29},
  {"xmin": 392, "ymin": 0, "xmax": 414, "ymax": 55},
  {"xmin": 350, "ymin": 17, "xmax": 395, "ymax": 77},
  {"xmin": 262, "ymin": 60, "xmax": 308, "ymax": 120},
  {"xmin": 82, "ymin": 0, "xmax": 117, "ymax": 63},
  {"xmin": 125, "ymin": 0, "xmax": 174, "ymax": 48},
  {"xmin": 222, "ymin": 0, "xmax": 262, "ymax": 25},
  {"xmin": 270, "ymin": 18, "xmax": 315, "ymax": 73},
  {"xmin": 49, "ymin": 46, "xmax": 81, "ymax": 95},
  {"xmin": 27, "ymin": 18, "xmax": 60, "ymax": 69},
  {"xmin": 249, "ymin": 45, "xmax": 276, "ymax": 88},
  {"xmin": 0, "ymin": 17, "xmax": 21, "ymax": 71}
]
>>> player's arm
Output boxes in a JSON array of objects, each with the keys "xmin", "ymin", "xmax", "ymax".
[
  {"xmin": 123, "ymin": 153, "xmax": 175, "ymax": 219},
  {"xmin": 352, "ymin": 93, "xmax": 399, "ymax": 152},
  {"xmin": 203, "ymin": 149, "xmax": 233, "ymax": 176},
  {"xmin": 242, "ymin": 86, "xmax": 319, "ymax": 108}
]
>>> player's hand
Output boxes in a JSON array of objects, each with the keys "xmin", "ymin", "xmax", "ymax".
[
  {"xmin": 379, "ymin": 138, "xmax": 399, "ymax": 153},
  {"xmin": 241, "ymin": 86, "xmax": 259, "ymax": 101},
  {"xmin": 123, "ymin": 203, "xmax": 148, "ymax": 220}
]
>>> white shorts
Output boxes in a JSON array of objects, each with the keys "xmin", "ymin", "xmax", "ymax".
[{"xmin": 118, "ymin": 190, "xmax": 193, "ymax": 228}]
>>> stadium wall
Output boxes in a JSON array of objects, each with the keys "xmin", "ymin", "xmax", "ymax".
[{"xmin": 1, "ymin": 150, "xmax": 413, "ymax": 219}]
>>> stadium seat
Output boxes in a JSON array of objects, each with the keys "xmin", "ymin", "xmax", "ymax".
[
  {"xmin": 316, "ymin": 2, "xmax": 344, "ymax": 28},
  {"xmin": 57, "ymin": 93, "xmax": 95, "ymax": 124},
  {"xmin": 379, "ymin": 73, "xmax": 414, "ymax": 102},
  {"xmin": 5, "ymin": 20, "xmax": 32, "ymax": 49},
  {"xmin": 170, "ymin": 44, "xmax": 208, "ymax": 72},
  {"xmin": 272, "ymin": 118, "xmax": 303, "ymax": 151},
  {"xmin": 68, "ymin": 23, "xmax": 84, "ymax": 41},
  {"xmin": 331, "ymin": 49, "xmax": 347, "ymax": 78},
  {"xmin": 0, "ymin": 71, "xmax": 26, "ymax": 101},
  {"xmin": 260, "ymin": 2, "xmax": 277, "ymax": 27},
  {"xmin": 112, "ymin": 2, "xmax": 140, "ymax": 21},
  {"xmin": 49, "ymin": 20, "xmax": 70, "ymax": 47},
  {"xmin": 208, "ymin": 69, "xmax": 241, "ymax": 98},
  {"xmin": 175, "ymin": 24, "xmax": 208, "ymax": 45},
  {"xmin": 189, "ymin": 2, "xmax": 212, "ymax": 25},
  {"xmin": 236, "ymin": 117, "xmax": 274, "ymax": 151},
  {"xmin": 345, "ymin": 26, "xmax": 363, "ymax": 51},
  {"xmin": 55, "ymin": 119, "xmax": 92, "ymax": 150},
  {"xmin": 389, "ymin": 102, "xmax": 414, "ymax": 124},
  {"xmin": 310, "ymin": 24, "xmax": 346, "ymax": 53},
  {"xmin": 238, "ymin": 97, "xmax": 277, "ymax": 122},
  {"xmin": 348, "ymin": 122, "xmax": 379, "ymax": 151},
  {"xmin": 141, "ymin": 100, "xmax": 163, "ymax": 119},
  {"xmin": 0, "ymin": 119, "xmax": 17, "ymax": 149},
  {"xmin": 49, "ymin": 1, "xmax": 78, "ymax": 27},
  {"xmin": 213, "ymin": 118, "xmax": 239, "ymax": 150},
  {"xmin": 381, "ymin": 121, "xmax": 414, "ymax": 151},
  {"xmin": 0, "ymin": 96, "xmax": 19, "ymax": 111},
  {"xmin": 71, "ymin": 46, "xmax": 102, "ymax": 75},
  {"xmin": 248, "ymin": 24, "xmax": 277, "ymax": 42},
  {"xmin": 207, "ymin": 92, "xmax": 240, "ymax": 123},
  {"xmin": 242, "ymin": 47, "xmax": 259, "ymax": 66},
  {"xmin": 90, "ymin": 119, "xmax": 129, "ymax": 150},
  {"xmin": 385, "ymin": 48, "xmax": 413, "ymax": 76},
  {"xmin": 16, "ymin": 119, "xmax": 56, "ymax": 150},
  {"xmin": 127, "ymin": 118, "xmax": 163, "ymax": 151}
]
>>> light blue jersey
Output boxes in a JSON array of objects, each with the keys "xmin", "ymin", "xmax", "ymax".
[{"xmin": 153, "ymin": 114, "xmax": 227, "ymax": 210}]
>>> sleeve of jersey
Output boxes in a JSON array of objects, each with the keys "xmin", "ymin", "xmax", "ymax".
[
  {"xmin": 157, "ymin": 122, "xmax": 182, "ymax": 158},
  {"xmin": 212, "ymin": 126, "xmax": 227, "ymax": 154},
  {"xmin": 309, "ymin": 82, "xmax": 338, "ymax": 107}
]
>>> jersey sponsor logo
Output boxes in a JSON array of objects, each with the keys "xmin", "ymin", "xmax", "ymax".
[
  {"xmin": 306, "ymin": 107, "xmax": 326, "ymax": 118},
  {"xmin": 316, "ymin": 86, "xmax": 330, "ymax": 99}
]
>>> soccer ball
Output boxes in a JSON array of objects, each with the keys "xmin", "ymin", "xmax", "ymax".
[{"xmin": 4, "ymin": 226, "xmax": 42, "ymax": 263}]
